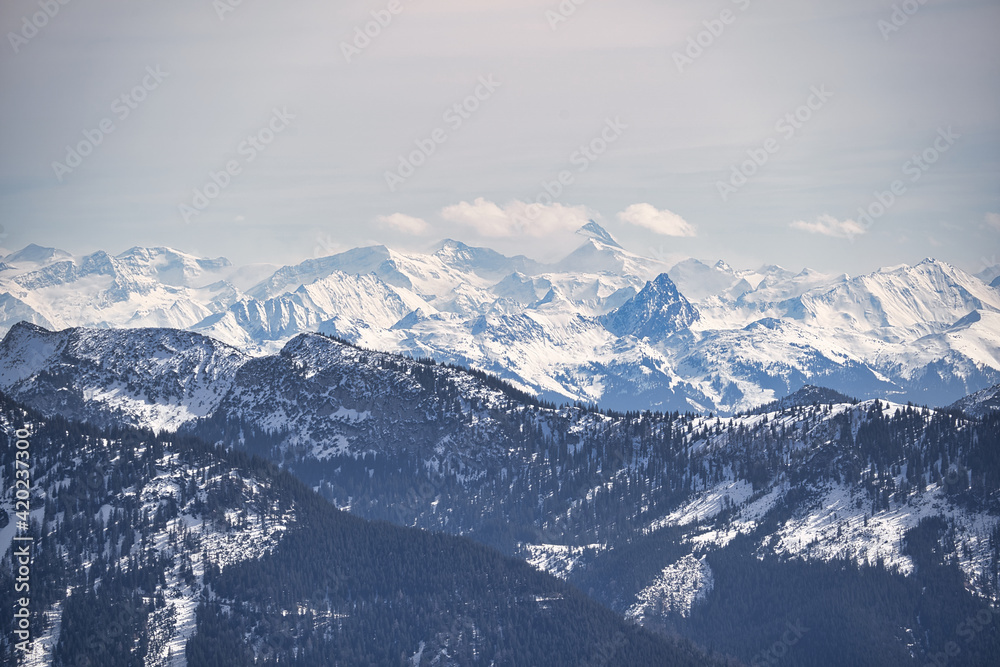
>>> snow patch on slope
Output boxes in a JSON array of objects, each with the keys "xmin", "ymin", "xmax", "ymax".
[
  {"xmin": 627, "ymin": 554, "xmax": 714, "ymax": 621},
  {"xmin": 769, "ymin": 482, "xmax": 1000, "ymax": 585},
  {"xmin": 523, "ymin": 543, "xmax": 602, "ymax": 580}
]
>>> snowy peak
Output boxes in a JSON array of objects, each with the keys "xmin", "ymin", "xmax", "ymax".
[
  {"xmin": 0, "ymin": 321, "xmax": 64, "ymax": 385},
  {"xmin": 2, "ymin": 237, "xmax": 998, "ymax": 414},
  {"xmin": 0, "ymin": 246, "xmax": 245, "ymax": 333},
  {"xmin": 7, "ymin": 245, "xmax": 237, "ymax": 292},
  {"xmin": 576, "ymin": 221, "xmax": 622, "ymax": 248},
  {"xmin": 1, "ymin": 243, "xmax": 72, "ymax": 267},
  {"xmin": 734, "ymin": 265, "xmax": 840, "ymax": 307},
  {"xmin": 490, "ymin": 272, "xmax": 547, "ymax": 304},
  {"xmin": 114, "ymin": 246, "xmax": 233, "ymax": 287},
  {"xmin": 247, "ymin": 245, "xmax": 402, "ymax": 300},
  {"xmin": 432, "ymin": 239, "xmax": 543, "ymax": 277},
  {"xmin": 668, "ymin": 258, "xmax": 745, "ymax": 302},
  {"xmin": 532, "ymin": 284, "xmax": 588, "ymax": 317},
  {"xmin": 601, "ymin": 273, "xmax": 699, "ymax": 339},
  {"xmin": 556, "ymin": 237, "xmax": 665, "ymax": 279},
  {"xmin": 797, "ymin": 258, "xmax": 1000, "ymax": 331}
]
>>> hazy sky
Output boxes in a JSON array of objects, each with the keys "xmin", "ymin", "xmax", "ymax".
[{"xmin": 1, "ymin": 0, "xmax": 998, "ymax": 275}]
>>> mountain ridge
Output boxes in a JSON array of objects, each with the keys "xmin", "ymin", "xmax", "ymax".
[
  {"xmin": 2, "ymin": 232, "xmax": 998, "ymax": 413},
  {"xmin": 2, "ymin": 323, "xmax": 999, "ymax": 665},
  {"xmin": 0, "ymin": 391, "xmax": 719, "ymax": 666}
]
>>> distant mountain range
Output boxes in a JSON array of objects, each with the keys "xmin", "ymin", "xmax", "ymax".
[{"xmin": 1, "ymin": 225, "xmax": 998, "ymax": 415}]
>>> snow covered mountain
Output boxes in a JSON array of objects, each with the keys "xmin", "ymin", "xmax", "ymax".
[
  {"xmin": 950, "ymin": 382, "xmax": 1000, "ymax": 417},
  {"xmin": 2, "ymin": 325, "xmax": 999, "ymax": 665},
  {"xmin": 601, "ymin": 273, "xmax": 700, "ymax": 340},
  {"xmin": 0, "ymin": 322, "xmax": 247, "ymax": 432},
  {"xmin": 2, "ymin": 227, "xmax": 998, "ymax": 413},
  {"xmin": 0, "ymin": 245, "xmax": 269, "ymax": 334}
]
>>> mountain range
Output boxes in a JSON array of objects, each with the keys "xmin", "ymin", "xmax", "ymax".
[
  {"xmin": 2, "ymin": 225, "xmax": 998, "ymax": 415},
  {"xmin": 2, "ymin": 321, "xmax": 999, "ymax": 664},
  {"xmin": 3, "ymin": 228, "xmax": 1000, "ymax": 664}
]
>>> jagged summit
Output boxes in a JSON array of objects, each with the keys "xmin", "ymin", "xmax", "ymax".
[
  {"xmin": 601, "ymin": 273, "xmax": 699, "ymax": 340},
  {"xmin": 576, "ymin": 220, "xmax": 622, "ymax": 248}
]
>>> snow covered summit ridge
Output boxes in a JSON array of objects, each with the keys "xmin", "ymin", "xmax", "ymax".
[{"xmin": 1, "ymin": 236, "xmax": 998, "ymax": 413}]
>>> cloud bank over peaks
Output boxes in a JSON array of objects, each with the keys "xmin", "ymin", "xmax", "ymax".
[
  {"xmin": 791, "ymin": 214, "xmax": 868, "ymax": 239},
  {"xmin": 617, "ymin": 204, "xmax": 697, "ymax": 237}
]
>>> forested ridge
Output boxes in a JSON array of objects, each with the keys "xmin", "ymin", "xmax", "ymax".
[{"xmin": 0, "ymin": 391, "xmax": 720, "ymax": 666}]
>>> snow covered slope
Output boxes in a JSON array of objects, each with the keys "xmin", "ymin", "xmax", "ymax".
[
  {"xmin": 0, "ymin": 322, "xmax": 247, "ymax": 431},
  {"xmin": 0, "ymin": 246, "xmax": 247, "ymax": 334},
  {"xmin": 2, "ymin": 231, "xmax": 998, "ymax": 412},
  {"xmin": 950, "ymin": 382, "xmax": 1000, "ymax": 417}
]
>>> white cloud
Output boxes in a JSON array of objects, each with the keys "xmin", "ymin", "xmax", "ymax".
[
  {"xmin": 790, "ymin": 214, "xmax": 867, "ymax": 239},
  {"xmin": 616, "ymin": 203, "xmax": 696, "ymax": 237},
  {"xmin": 986, "ymin": 212, "xmax": 1000, "ymax": 232},
  {"xmin": 376, "ymin": 213, "xmax": 430, "ymax": 235},
  {"xmin": 440, "ymin": 198, "xmax": 591, "ymax": 237}
]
